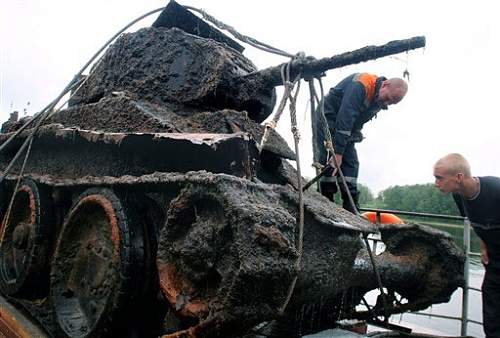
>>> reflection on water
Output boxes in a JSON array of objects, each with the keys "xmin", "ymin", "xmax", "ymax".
[{"xmin": 392, "ymin": 220, "xmax": 484, "ymax": 338}]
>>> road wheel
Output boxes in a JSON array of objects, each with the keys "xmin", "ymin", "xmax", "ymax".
[
  {"xmin": 0, "ymin": 178, "xmax": 53, "ymax": 298},
  {"xmin": 51, "ymin": 188, "xmax": 146, "ymax": 338}
]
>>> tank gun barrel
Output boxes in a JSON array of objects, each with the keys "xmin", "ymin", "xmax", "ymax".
[{"xmin": 244, "ymin": 36, "xmax": 426, "ymax": 87}]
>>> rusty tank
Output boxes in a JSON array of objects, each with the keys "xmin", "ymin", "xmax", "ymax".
[{"xmin": 0, "ymin": 2, "xmax": 464, "ymax": 338}]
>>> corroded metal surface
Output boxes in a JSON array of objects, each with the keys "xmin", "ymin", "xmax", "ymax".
[
  {"xmin": 0, "ymin": 2, "xmax": 459, "ymax": 338},
  {"xmin": 152, "ymin": 0, "xmax": 244, "ymax": 53},
  {"xmin": 0, "ymin": 125, "xmax": 259, "ymax": 179},
  {"xmin": 271, "ymin": 222, "xmax": 465, "ymax": 336},
  {"xmin": 50, "ymin": 189, "xmax": 143, "ymax": 338},
  {"xmin": 155, "ymin": 173, "xmax": 361, "ymax": 337},
  {"xmin": 0, "ymin": 179, "xmax": 52, "ymax": 299},
  {"xmin": 68, "ymin": 27, "xmax": 276, "ymax": 122},
  {"xmin": 0, "ymin": 295, "xmax": 48, "ymax": 338}
]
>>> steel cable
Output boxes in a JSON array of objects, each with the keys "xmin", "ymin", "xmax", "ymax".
[{"xmin": 184, "ymin": 6, "xmax": 293, "ymax": 58}]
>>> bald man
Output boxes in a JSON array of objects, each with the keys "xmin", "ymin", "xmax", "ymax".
[
  {"xmin": 434, "ymin": 153, "xmax": 500, "ymax": 338},
  {"xmin": 312, "ymin": 73, "xmax": 408, "ymax": 212}
]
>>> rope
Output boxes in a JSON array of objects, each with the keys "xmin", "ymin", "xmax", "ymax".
[
  {"xmin": 0, "ymin": 7, "xmax": 166, "ymax": 157},
  {"xmin": 260, "ymin": 59, "xmax": 384, "ymax": 320},
  {"xmin": 259, "ymin": 62, "xmax": 297, "ymax": 151},
  {"xmin": 183, "ymin": 2, "xmax": 393, "ymax": 325},
  {"xmin": 315, "ymin": 104, "xmax": 390, "ymax": 322},
  {"xmin": 0, "ymin": 7, "xmax": 167, "ymax": 244},
  {"xmin": 0, "ymin": 58, "xmax": 102, "ymax": 187},
  {"xmin": 277, "ymin": 60, "xmax": 305, "ymax": 314},
  {"xmin": 308, "ymin": 76, "xmax": 390, "ymax": 323},
  {"xmin": 0, "ymin": 6, "xmax": 167, "ymax": 175},
  {"xmin": 363, "ymin": 234, "xmax": 389, "ymax": 322},
  {"xmin": 257, "ymin": 55, "xmax": 305, "ymax": 313},
  {"xmin": 0, "ymin": 101, "xmax": 50, "ymax": 245},
  {"xmin": 316, "ymin": 78, "xmax": 335, "ymax": 157},
  {"xmin": 0, "ymin": 135, "xmax": 35, "ymax": 245},
  {"xmin": 0, "ymin": 4, "xmax": 390, "ymax": 324},
  {"xmin": 288, "ymin": 71, "xmax": 304, "ymax": 285},
  {"xmin": 184, "ymin": 6, "xmax": 293, "ymax": 58}
]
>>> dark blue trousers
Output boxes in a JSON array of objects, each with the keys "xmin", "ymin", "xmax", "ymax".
[{"xmin": 318, "ymin": 141, "xmax": 360, "ymax": 212}]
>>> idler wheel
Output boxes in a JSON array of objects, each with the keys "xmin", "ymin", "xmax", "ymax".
[
  {"xmin": 51, "ymin": 188, "xmax": 146, "ymax": 338},
  {"xmin": 157, "ymin": 183, "xmax": 299, "ymax": 337},
  {"xmin": 0, "ymin": 178, "xmax": 53, "ymax": 298}
]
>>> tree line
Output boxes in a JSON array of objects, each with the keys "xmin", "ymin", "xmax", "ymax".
[{"xmin": 358, "ymin": 183, "xmax": 460, "ymax": 216}]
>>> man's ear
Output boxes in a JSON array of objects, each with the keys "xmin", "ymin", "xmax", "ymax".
[{"xmin": 457, "ymin": 172, "xmax": 464, "ymax": 183}]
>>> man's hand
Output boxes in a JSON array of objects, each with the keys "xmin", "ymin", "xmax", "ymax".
[
  {"xmin": 480, "ymin": 240, "xmax": 489, "ymax": 266},
  {"xmin": 328, "ymin": 154, "xmax": 343, "ymax": 176}
]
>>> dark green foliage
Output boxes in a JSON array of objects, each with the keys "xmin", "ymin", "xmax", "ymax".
[
  {"xmin": 327, "ymin": 183, "xmax": 375, "ymax": 205},
  {"xmin": 305, "ymin": 179, "xmax": 456, "ymax": 216},
  {"xmin": 358, "ymin": 183, "xmax": 375, "ymax": 205},
  {"xmin": 375, "ymin": 183, "xmax": 460, "ymax": 216}
]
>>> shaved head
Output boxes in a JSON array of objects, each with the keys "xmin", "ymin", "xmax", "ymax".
[
  {"xmin": 379, "ymin": 78, "xmax": 408, "ymax": 105},
  {"xmin": 434, "ymin": 153, "xmax": 471, "ymax": 178},
  {"xmin": 387, "ymin": 78, "xmax": 408, "ymax": 99}
]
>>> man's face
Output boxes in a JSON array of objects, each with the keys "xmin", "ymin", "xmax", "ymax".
[
  {"xmin": 378, "ymin": 82, "xmax": 404, "ymax": 106},
  {"xmin": 433, "ymin": 165, "xmax": 461, "ymax": 193}
]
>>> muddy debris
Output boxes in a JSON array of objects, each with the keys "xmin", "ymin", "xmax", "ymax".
[{"xmin": 0, "ymin": 2, "xmax": 462, "ymax": 338}]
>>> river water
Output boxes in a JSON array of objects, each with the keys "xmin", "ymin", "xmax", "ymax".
[{"xmin": 388, "ymin": 222, "xmax": 485, "ymax": 338}]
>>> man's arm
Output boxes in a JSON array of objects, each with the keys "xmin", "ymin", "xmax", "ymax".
[
  {"xmin": 480, "ymin": 239, "xmax": 489, "ymax": 266},
  {"xmin": 333, "ymin": 82, "xmax": 366, "ymax": 155},
  {"xmin": 328, "ymin": 153, "xmax": 343, "ymax": 176}
]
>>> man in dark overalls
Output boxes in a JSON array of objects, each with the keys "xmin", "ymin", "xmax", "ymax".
[{"xmin": 312, "ymin": 73, "xmax": 408, "ymax": 212}]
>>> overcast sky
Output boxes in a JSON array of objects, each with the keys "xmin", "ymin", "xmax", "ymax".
[{"xmin": 1, "ymin": 0, "xmax": 499, "ymax": 193}]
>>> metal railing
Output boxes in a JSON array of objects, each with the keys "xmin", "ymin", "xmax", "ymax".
[{"xmin": 359, "ymin": 208, "xmax": 483, "ymax": 336}]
